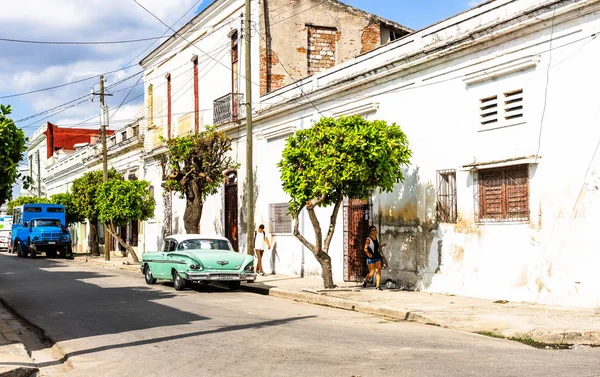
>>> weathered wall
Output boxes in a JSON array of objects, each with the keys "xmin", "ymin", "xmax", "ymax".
[{"xmin": 260, "ymin": 0, "xmax": 395, "ymax": 95}]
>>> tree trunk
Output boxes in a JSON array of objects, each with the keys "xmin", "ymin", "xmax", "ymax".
[
  {"xmin": 106, "ymin": 224, "xmax": 139, "ymax": 263},
  {"xmin": 315, "ymin": 251, "xmax": 335, "ymax": 289},
  {"xmin": 89, "ymin": 220, "xmax": 100, "ymax": 256},
  {"xmin": 183, "ymin": 181, "xmax": 203, "ymax": 234}
]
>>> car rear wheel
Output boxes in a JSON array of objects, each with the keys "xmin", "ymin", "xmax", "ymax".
[
  {"xmin": 228, "ymin": 281, "xmax": 241, "ymax": 290},
  {"xmin": 173, "ymin": 271, "xmax": 187, "ymax": 291},
  {"xmin": 144, "ymin": 266, "xmax": 157, "ymax": 285}
]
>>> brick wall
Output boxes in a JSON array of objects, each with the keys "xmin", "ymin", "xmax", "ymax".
[
  {"xmin": 360, "ymin": 23, "xmax": 381, "ymax": 54},
  {"xmin": 307, "ymin": 25, "xmax": 338, "ymax": 76},
  {"xmin": 260, "ymin": 46, "xmax": 286, "ymax": 96}
]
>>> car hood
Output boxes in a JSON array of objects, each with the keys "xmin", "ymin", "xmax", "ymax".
[{"xmin": 176, "ymin": 250, "xmax": 251, "ymax": 270}]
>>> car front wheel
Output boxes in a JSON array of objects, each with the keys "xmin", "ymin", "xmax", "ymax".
[
  {"xmin": 173, "ymin": 271, "xmax": 187, "ymax": 291},
  {"xmin": 144, "ymin": 266, "xmax": 157, "ymax": 285}
]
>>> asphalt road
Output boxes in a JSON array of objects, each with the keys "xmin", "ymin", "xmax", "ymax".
[{"xmin": 0, "ymin": 252, "xmax": 599, "ymax": 377}]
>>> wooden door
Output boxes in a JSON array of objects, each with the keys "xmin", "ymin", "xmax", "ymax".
[{"xmin": 343, "ymin": 198, "xmax": 371, "ymax": 282}]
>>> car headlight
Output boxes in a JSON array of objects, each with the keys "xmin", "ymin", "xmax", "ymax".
[
  {"xmin": 62, "ymin": 236, "xmax": 69, "ymax": 241},
  {"xmin": 244, "ymin": 264, "xmax": 254, "ymax": 272}
]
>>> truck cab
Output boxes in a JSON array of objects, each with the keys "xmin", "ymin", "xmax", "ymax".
[{"xmin": 11, "ymin": 204, "xmax": 72, "ymax": 259}]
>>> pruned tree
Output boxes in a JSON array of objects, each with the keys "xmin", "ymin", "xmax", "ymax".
[
  {"xmin": 71, "ymin": 169, "xmax": 121, "ymax": 256},
  {"xmin": 163, "ymin": 126, "xmax": 239, "ymax": 234},
  {"xmin": 50, "ymin": 193, "xmax": 85, "ymax": 226},
  {"xmin": 0, "ymin": 105, "xmax": 28, "ymax": 207},
  {"xmin": 278, "ymin": 116, "xmax": 412, "ymax": 288},
  {"xmin": 96, "ymin": 179, "xmax": 155, "ymax": 263}
]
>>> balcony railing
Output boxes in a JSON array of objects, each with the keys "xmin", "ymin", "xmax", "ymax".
[{"xmin": 213, "ymin": 93, "xmax": 245, "ymax": 125}]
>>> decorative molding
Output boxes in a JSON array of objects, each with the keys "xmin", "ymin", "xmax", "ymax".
[
  {"xmin": 462, "ymin": 155, "xmax": 541, "ymax": 170},
  {"xmin": 331, "ymin": 102, "xmax": 380, "ymax": 118},
  {"xmin": 261, "ymin": 123, "xmax": 297, "ymax": 141},
  {"xmin": 464, "ymin": 55, "xmax": 541, "ymax": 85}
]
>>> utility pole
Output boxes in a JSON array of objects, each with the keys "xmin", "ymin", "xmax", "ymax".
[
  {"xmin": 92, "ymin": 75, "xmax": 112, "ymax": 260},
  {"xmin": 36, "ymin": 151, "xmax": 41, "ymax": 198},
  {"xmin": 244, "ymin": 0, "xmax": 255, "ymax": 255}
]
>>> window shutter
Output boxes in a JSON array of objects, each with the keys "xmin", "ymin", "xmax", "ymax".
[{"xmin": 269, "ymin": 203, "xmax": 292, "ymax": 234}]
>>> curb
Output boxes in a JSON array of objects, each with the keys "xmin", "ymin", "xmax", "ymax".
[
  {"xmin": 240, "ymin": 284, "xmax": 437, "ymax": 326},
  {"xmin": 0, "ymin": 313, "xmax": 38, "ymax": 377}
]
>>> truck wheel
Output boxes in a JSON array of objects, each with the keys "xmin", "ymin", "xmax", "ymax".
[
  {"xmin": 46, "ymin": 250, "xmax": 57, "ymax": 258},
  {"xmin": 29, "ymin": 244, "xmax": 36, "ymax": 259},
  {"xmin": 59, "ymin": 247, "xmax": 67, "ymax": 259},
  {"xmin": 15, "ymin": 241, "xmax": 22, "ymax": 257}
]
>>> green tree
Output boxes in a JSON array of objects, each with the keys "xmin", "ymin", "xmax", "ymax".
[
  {"xmin": 96, "ymin": 179, "xmax": 155, "ymax": 263},
  {"xmin": 50, "ymin": 193, "xmax": 85, "ymax": 226},
  {"xmin": 71, "ymin": 169, "xmax": 121, "ymax": 257},
  {"xmin": 163, "ymin": 127, "xmax": 238, "ymax": 234},
  {"xmin": 278, "ymin": 116, "xmax": 412, "ymax": 288},
  {"xmin": 7, "ymin": 196, "xmax": 49, "ymax": 214},
  {"xmin": 0, "ymin": 105, "xmax": 28, "ymax": 207}
]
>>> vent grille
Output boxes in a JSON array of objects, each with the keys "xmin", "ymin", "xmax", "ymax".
[
  {"xmin": 479, "ymin": 95, "xmax": 498, "ymax": 125},
  {"xmin": 504, "ymin": 89, "xmax": 524, "ymax": 121}
]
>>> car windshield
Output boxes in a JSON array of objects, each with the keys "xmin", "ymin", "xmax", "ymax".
[
  {"xmin": 178, "ymin": 239, "xmax": 232, "ymax": 251},
  {"xmin": 32, "ymin": 219, "xmax": 61, "ymax": 227}
]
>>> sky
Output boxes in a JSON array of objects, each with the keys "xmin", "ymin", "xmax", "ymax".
[{"xmin": 0, "ymin": 0, "xmax": 482, "ymax": 138}]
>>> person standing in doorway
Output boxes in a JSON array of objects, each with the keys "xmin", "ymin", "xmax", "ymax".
[
  {"xmin": 362, "ymin": 226, "xmax": 387, "ymax": 290},
  {"xmin": 254, "ymin": 224, "xmax": 271, "ymax": 276}
]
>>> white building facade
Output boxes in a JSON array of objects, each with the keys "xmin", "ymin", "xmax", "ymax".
[{"xmin": 231, "ymin": 0, "xmax": 600, "ymax": 308}]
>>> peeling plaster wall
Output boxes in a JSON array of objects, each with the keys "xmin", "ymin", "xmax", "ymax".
[
  {"xmin": 250, "ymin": 0, "xmax": 600, "ymax": 306},
  {"xmin": 259, "ymin": 0, "xmax": 402, "ymax": 95}
]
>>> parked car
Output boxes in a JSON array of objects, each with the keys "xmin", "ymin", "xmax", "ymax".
[
  {"xmin": 0, "ymin": 216, "xmax": 11, "ymax": 251},
  {"xmin": 141, "ymin": 235, "xmax": 256, "ymax": 291}
]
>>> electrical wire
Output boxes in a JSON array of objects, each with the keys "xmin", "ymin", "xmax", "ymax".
[
  {"xmin": 132, "ymin": 0, "xmax": 260, "ymax": 89},
  {"xmin": 0, "ymin": 36, "xmax": 172, "ymax": 45}
]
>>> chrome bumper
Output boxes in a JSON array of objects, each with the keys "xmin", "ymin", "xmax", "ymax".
[{"xmin": 184, "ymin": 272, "xmax": 257, "ymax": 282}]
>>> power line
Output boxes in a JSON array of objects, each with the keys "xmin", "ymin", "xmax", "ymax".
[
  {"xmin": 0, "ymin": 36, "xmax": 172, "ymax": 45},
  {"xmin": 132, "ymin": 0, "xmax": 260, "ymax": 88},
  {"xmin": 252, "ymin": 23, "xmax": 325, "ymax": 118},
  {"xmin": 0, "ymin": 63, "xmax": 140, "ymax": 100}
]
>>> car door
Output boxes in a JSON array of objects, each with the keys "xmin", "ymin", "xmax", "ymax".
[
  {"xmin": 166, "ymin": 240, "xmax": 188, "ymax": 277},
  {"xmin": 149, "ymin": 239, "xmax": 172, "ymax": 279}
]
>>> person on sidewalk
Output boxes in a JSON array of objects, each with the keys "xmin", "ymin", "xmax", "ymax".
[
  {"xmin": 254, "ymin": 224, "xmax": 271, "ymax": 276},
  {"xmin": 362, "ymin": 226, "xmax": 386, "ymax": 290}
]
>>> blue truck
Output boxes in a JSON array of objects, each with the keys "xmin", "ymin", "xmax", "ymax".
[{"xmin": 11, "ymin": 204, "xmax": 72, "ymax": 259}]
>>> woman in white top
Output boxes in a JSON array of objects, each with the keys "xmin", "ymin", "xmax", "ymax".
[{"xmin": 254, "ymin": 224, "xmax": 271, "ymax": 276}]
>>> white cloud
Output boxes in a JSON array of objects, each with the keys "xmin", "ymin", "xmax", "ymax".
[{"xmin": 0, "ymin": 0, "xmax": 202, "ymax": 132}]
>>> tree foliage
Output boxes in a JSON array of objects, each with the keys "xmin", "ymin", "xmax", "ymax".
[
  {"xmin": 96, "ymin": 179, "xmax": 155, "ymax": 262},
  {"xmin": 163, "ymin": 126, "xmax": 238, "ymax": 234},
  {"xmin": 0, "ymin": 105, "xmax": 28, "ymax": 207},
  {"xmin": 71, "ymin": 169, "xmax": 121, "ymax": 256},
  {"xmin": 7, "ymin": 196, "xmax": 49, "ymax": 214},
  {"xmin": 50, "ymin": 193, "xmax": 85, "ymax": 226},
  {"xmin": 278, "ymin": 116, "xmax": 412, "ymax": 288}
]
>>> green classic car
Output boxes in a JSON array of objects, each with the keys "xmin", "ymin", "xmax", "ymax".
[{"xmin": 141, "ymin": 235, "xmax": 256, "ymax": 291}]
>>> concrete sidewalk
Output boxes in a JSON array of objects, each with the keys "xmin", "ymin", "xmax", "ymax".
[
  {"xmin": 0, "ymin": 304, "xmax": 37, "ymax": 377},
  {"xmin": 70, "ymin": 254, "xmax": 600, "ymax": 347}
]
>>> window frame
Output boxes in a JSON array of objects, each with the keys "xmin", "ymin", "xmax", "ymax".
[
  {"xmin": 476, "ymin": 164, "xmax": 530, "ymax": 224},
  {"xmin": 436, "ymin": 169, "xmax": 457, "ymax": 223},
  {"xmin": 269, "ymin": 202, "xmax": 293, "ymax": 235}
]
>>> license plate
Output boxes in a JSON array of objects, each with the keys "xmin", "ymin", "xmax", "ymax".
[
  {"xmin": 215, "ymin": 274, "xmax": 235, "ymax": 280},
  {"xmin": 48, "ymin": 241, "xmax": 55, "ymax": 244}
]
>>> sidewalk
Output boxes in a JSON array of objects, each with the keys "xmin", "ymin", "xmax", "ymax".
[
  {"xmin": 70, "ymin": 254, "xmax": 600, "ymax": 347},
  {"xmin": 0, "ymin": 304, "xmax": 37, "ymax": 377}
]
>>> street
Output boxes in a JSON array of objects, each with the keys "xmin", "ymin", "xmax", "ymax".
[{"xmin": 0, "ymin": 252, "xmax": 599, "ymax": 377}]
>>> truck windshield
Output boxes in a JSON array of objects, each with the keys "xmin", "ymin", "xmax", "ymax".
[{"xmin": 32, "ymin": 219, "xmax": 61, "ymax": 227}]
